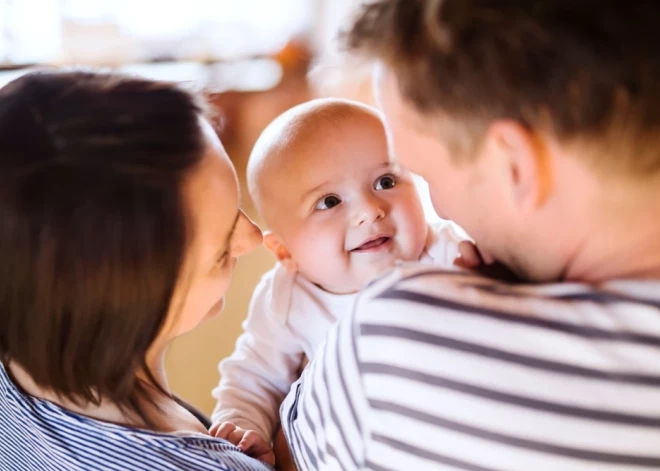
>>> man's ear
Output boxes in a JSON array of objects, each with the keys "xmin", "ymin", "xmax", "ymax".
[
  {"xmin": 263, "ymin": 231, "xmax": 298, "ymax": 273},
  {"xmin": 488, "ymin": 120, "xmax": 552, "ymax": 212}
]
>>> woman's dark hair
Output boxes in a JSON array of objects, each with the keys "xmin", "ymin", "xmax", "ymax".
[{"xmin": 0, "ymin": 70, "xmax": 208, "ymax": 423}]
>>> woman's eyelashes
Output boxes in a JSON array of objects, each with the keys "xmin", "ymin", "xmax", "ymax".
[{"xmin": 212, "ymin": 252, "xmax": 230, "ymax": 272}]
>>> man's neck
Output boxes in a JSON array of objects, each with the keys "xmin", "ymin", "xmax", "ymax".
[
  {"xmin": 563, "ymin": 181, "xmax": 660, "ymax": 283},
  {"xmin": 566, "ymin": 229, "xmax": 660, "ymax": 283}
]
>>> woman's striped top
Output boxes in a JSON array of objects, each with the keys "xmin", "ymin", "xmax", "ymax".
[{"xmin": 0, "ymin": 363, "xmax": 270, "ymax": 471}]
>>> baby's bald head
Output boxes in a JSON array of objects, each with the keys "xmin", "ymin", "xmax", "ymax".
[
  {"xmin": 247, "ymin": 98, "xmax": 386, "ymax": 230},
  {"xmin": 246, "ymin": 97, "xmax": 428, "ymax": 294}
]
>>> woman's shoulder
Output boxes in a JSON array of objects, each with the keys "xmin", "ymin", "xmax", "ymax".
[{"xmin": 0, "ymin": 363, "xmax": 270, "ymax": 470}]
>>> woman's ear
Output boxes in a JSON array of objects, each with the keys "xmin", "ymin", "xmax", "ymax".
[{"xmin": 263, "ymin": 231, "xmax": 298, "ymax": 273}]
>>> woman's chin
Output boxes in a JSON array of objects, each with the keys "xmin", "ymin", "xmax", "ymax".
[{"xmin": 204, "ymin": 298, "xmax": 225, "ymax": 321}]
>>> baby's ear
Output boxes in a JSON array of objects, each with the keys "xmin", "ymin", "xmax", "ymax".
[{"xmin": 263, "ymin": 232, "xmax": 298, "ymax": 273}]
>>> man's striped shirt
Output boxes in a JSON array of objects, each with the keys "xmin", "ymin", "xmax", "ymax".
[
  {"xmin": 281, "ymin": 266, "xmax": 660, "ymax": 471},
  {"xmin": 0, "ymin": 363, "xmax": 270, "ymax": 471}
]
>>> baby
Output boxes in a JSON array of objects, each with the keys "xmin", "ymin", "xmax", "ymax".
[{"xmin": 210, "ymin": 98, "xmax": 470, "ymax": 463}]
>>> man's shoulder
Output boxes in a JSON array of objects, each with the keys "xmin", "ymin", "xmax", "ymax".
[
  {"xmin": 353, "ymin": 264, "xmax": 494, "ymax": 330},
  {"xmin": 359, "ymin": 263, "xmax": 496, "ymax": 307},
  {"xmin": 354, "ymin": 262, "xmax": 660, "ymax": 330}
]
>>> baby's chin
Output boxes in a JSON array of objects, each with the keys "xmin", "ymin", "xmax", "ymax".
[
  {"xmin": 302, "ymin": 252, "xmax": 406, "ymax": 294},
  {"xmin": 312, "ymin": 266, "xmax": 392, "ymax": 295},
  {"xmin": 340, "ymin": 258, "xmax": 402, "ymax": 293}
]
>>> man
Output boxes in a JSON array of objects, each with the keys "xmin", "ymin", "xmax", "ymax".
[{"xmin": 281, "ymin": 1, "xmax": 660, "ymax": 470}]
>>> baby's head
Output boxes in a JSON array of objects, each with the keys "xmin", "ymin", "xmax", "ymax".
[{"xmin": 248, "ymin": 98, "xmax": 428, "ymax": 294}]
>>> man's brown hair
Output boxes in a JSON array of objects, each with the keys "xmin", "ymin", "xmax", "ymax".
[
  {"xmin": 345, "ymin": 0, "xmax": 660, "ymax": 173},
  {"xmin": 0, "ymin": 71, "xmax": 207, "ymax": 424}
]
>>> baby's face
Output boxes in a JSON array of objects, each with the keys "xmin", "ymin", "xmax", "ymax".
[{"xmin": 266, "ymin": 116, "xmax": 427, "ymax": 294}]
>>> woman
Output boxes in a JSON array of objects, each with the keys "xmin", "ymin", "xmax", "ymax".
[{"xmin": 0, "ymin": 70, "xmax": 270, "ymax": 470}]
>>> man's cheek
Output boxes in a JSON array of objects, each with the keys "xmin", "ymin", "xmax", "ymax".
[{"xmin": 429, "ymin": 189, "xmax": 450, "ymax": 220}]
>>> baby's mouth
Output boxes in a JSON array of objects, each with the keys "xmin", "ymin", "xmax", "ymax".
[{"xmin": 352, "ymin": 236, "xmax": 391, "ymax": 252}]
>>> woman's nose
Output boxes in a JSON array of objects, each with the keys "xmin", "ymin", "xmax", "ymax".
[
  {"xmin": 230, "ymin": 211, "xmax": 263, "ymax": 257},
  {"xmin": 352, "ymin": 195, "xmax": 386, "ymax": 227}
]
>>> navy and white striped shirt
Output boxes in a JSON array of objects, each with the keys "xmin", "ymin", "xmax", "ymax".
[
  {"xmin": 281, "ymin": 265, "xmax": 660, "ymax": 470},
  {"xmin": 0, "ymin": 363, "xmax": 270, "ymax": 471}
]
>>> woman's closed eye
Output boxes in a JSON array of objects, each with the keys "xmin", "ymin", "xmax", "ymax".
[
  {"xmin": 374, "ymin": 174, "xmax": 397, "ymax": 190},
  {"xmin": 212, "ymin": 251, "xmax": 230, "ymax": 272},
  {"xmin": 314, "ymin": 195, "xmax": 342, "ymax": 211}
]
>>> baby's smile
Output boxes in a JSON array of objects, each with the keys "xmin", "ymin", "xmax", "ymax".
[
  {"xmin": 350, "ymin": 235, "xmax": 393, "ymax": 252},
  {"xmin": 351, "ymin": 236, "xmax": 392, "ymax": 252}
]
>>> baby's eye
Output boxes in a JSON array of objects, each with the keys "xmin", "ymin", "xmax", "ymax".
[
  {"xmin": 315, "ymin": 195, "xmax": 342, "ymax": 210},
  {"xmin": 374, "ymin": 174, "xmax": 397, "ymax": 190}
]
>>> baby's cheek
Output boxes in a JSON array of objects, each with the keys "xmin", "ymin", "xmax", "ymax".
[
  {"xmin": 296, "ymin": 234, "xmax": 347, "ymax": 276},
  {"xmin": 393, "ymin": 218, "xmax": 427, "ymax": 260},
  {"xmin": 301, "ymin": 235, "xmax": 342, "ymax": 260},
  {"xmin": 295, "ymin": 223, "xmax": 338, "ymax": 253}
]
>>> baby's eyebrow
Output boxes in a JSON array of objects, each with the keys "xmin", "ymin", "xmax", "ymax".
[
  {"xmin": 372, "ymin": 161, "xmax": 400, "ymax": 175},
  {"xmin": 301, "ymin": 180, "xmax": 330, "ymax": 203},
  {"xmin": 389, "ymin": 161, "xmax": 403, "ymax": 173}
]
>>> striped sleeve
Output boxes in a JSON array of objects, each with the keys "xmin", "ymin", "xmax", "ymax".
[
  {"xmin": 282, "ymin": 266, "xmax": 660, "ymax": 471},
  {"xmin": 280, "ymin": 293, "xmax": 369, "ymax": 471}
]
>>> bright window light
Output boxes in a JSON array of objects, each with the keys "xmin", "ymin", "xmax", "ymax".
[{"xmin": 1, "ymin": 0, "xmax": 313, "ymax": 64}]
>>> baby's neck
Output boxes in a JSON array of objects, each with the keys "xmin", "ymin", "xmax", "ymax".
[{"xmin": 311, "ymin": 278, "xmax": 360, "ymax": 296}]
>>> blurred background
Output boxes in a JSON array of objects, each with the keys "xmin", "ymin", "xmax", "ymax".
[{"xmin": 0, "ymin": 0, "xmax": 439, "ymax": 415}]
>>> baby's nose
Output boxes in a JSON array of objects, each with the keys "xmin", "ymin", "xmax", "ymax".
[{"xmin": 352, "ymin": 197, "xmax": 386, "ymax": 226}]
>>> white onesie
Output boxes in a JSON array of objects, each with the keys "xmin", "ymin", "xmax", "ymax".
[{"xmin": 211, "ymin": 221, "xmax": 466, "ymax": 441}]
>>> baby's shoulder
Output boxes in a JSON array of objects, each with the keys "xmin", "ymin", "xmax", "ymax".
[
  {"xmin": 249, "ymin": 263, "xmax": 296, "ymax": 321},
  {"xmin": 428, "ymin": 219, "xmax": 469, "ymax": 243},
  {"xmin": 422, "ymin": 220, "xmax": 468, "ymax": 267}
]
